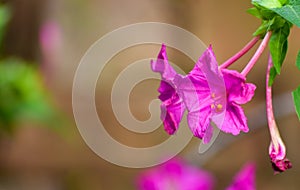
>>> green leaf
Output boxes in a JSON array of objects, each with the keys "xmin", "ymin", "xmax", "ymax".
[
  {"xmin": 268, "ymin": 66, "xmax": 277, "ymax": 86},
  {"xmin": 250, "ymin": 7, "xmax": 287, "ymax": 37},
  {"xmin": 269, "ymin": 22, "xmax": 290, "ymax": 74},
  {"xmin": 254, "ymin": 4, "xmax": 277, "ymax": 20},
  {"xmin": 296, "ymin": 50, "xmax": 300, "ymax": 70},
  {"xmin": 292, "ymin": 86, "xmax": 300, "ymax": 120},
  {"xmin": 252, "ymin": 16, "xmax": 284, "ymax": 37},
  {"xmin": 272, "ymin": 4, "xmax": 300, "ymax": 27},
  {"xmin": 253, "ymin": 20, "xmax": 271, "ymax": 36},
  {"xmin": 278, "ymin": 0, "xmax": 288, "ymax": 5},
  {"xmin": 290, "ymin": 0, "xmax": 299, "ymax": 4},
  {"xmin": 247, "ymin": 7, "xmax": 263, "ymax": 19},
  {"xmin": 252, "ymin": 0, "xmax": 283, "ymax": 9},
  {"xmin": 269, "ymin": 16, "xmax": 287, "ymax": 30}
]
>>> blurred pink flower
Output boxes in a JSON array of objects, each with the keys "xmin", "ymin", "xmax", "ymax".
[
  {"xmin": 136, "ymin": 159, "xmax": 215, "ymax": 190},
  {"xmin": 225, "ymin": 163, "xmax": 256, "ymax": 190},
  {"xmin": 136, "ymin": 160, "xmax": 256, "ymax": 190},
  {"xmin": 151, "ymin": 44, "xmax": 256, "ymax": 143},
  {"xmin": 39, "ymin": 20, "xmax": 62, "ymax": 77},
  {"xmin": 40, "ymin": 21, "xmax": 62, "ymax": 54}
]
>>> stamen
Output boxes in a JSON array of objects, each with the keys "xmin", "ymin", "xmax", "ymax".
[{"xmin": 216, "ymin": 104, "xmax": 223, "ymax": 111}]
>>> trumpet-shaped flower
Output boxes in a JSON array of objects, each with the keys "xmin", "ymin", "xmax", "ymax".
[{"xmin": 151, "ymin": 44, "xmax": 256, "ymax": 143}]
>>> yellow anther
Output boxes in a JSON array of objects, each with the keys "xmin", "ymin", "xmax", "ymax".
[
  {"xmin": 211, "ymin": 104, "xmax": 215, "ymax": 109},
  {"xmin": 211, "ymin": 93, "xmax": 215, "ymax": 98},
  {"xmin": 216, "ymin": 104, "xmax": 223, "ymax": 111}
]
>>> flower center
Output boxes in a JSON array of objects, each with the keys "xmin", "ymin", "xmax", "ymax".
[{"xmin": 210, "ymin": 93, "xmax": 223, "ymax": 113}]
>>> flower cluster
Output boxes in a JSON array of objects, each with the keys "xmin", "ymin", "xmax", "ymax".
[
  {"xmin": 150, "ymin": 0, "xmax": 300, "ymax": 175},
  {"xmin": 151, "ymin": 29, "xmax": 292, "ymax": 173}
]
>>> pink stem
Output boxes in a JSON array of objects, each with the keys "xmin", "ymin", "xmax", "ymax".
[
  {"xmin": 241, "ymin": 31, "xmax": 272, "ymax": 77},
  {"xmin": 266, "ymin": 54, "xmax": 279, "ymax": 146},
  {"xmin": 220, "ymin": 36, "xmax": 260, "ymax": 69}
]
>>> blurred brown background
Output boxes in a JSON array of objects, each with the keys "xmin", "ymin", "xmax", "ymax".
[{"xmin": 0, "ymin": 0, "xmax": 300, "ymax": 189}]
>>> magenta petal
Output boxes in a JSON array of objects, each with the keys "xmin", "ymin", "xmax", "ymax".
[
  {"xmin": 271, "ymin": 158, "xmax": 292, "ymax": 174},
  {"xmin": 160, "ymin": 81, "xmax": 185, "ymax": 134},
  {"xmin": 173, "ymin": 46, "xmax": 225, "ymax": 143},
  {"xmin": 218, "ymin": 69, "xmax": 255, "ymax": 135},
  {"xmin": 151, "ymin": 44, "xmax": 185, "ymax": 134},
  {"xmin": 226, "ymin": 163, "xmax": 256, "ymax": 190},
  {"xmin": 174, "ymin": 71, "xmax": 211, "ymax": 113},
  {"xmin": 195, "ymin": 45, "xmax": 225, "ymax": 98},
  {"xmin": 222, "ymin": 69, "xmax": 256, "ymax": 105},
  {"xmin": 187, "ymin": 99, "xmax": 212, "ymax": 140},
  {"xmin": 202, "ymin": 120, "xmax": 214, "ymax": 144},
  {"xmin": 136, "ymin": 159, "xmax": 215, "ymax": 190},
  {"xmin": 221, "ymin": 103, "xmax": 249, "ymax": 135},
  {"xmin": 174, "ymin": 68, "xmax": 212, "ymax": 141},
  {"xmin": 151, "ymin": 44, "xmax": 177, "ymax": 81},
  {"xmin": 175, "ymin": 73, "xmax": 214, "ymax": 142},
  {"xmin": 174, "ymin": 74, "xmax": 213, "ymax": 140},
  {"xmin": 269, "ymin": 142, "xmax": 292, "ymax": 173},
  {"xmin": 158, "ymin": 80, "xmax": 175, "ymax": 101}
]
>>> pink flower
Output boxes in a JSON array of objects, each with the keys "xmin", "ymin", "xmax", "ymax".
[
  {"xmin": 266, "ymin": 55, "xmax": 292, "ymax": 173},
  {"xmin": 39, "ymin": 20, "xmax": 62, "ymax": 77},
  {"xmin": 136, "ymin": 159, "xmax": 215, "ymax": 190},
  {"xmin": 225, "ymin": 163, "xmax": 256, "ymax": 190},
  {"xmin": 39, "ymin": 21, "xmax": 61, "ymax": 54},
  {"xmin": 151, "ymin": 44, "xmax": 256, "ymax": 143},
  {"xmin": 136, "ymin": 160, "xmax": 256, "ymax": 190}
]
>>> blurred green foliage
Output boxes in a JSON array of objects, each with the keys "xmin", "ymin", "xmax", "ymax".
[
  {"xmin": 0, "ymin": 4, "xmax": 10, "ymax": 49},
  {"xmin": 0, "ymin": 59, "xmax": 61, "ymax": 132},
  {"xmin": 0, "ymin": 4, "xmax": 64, "ymax": 134}
]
